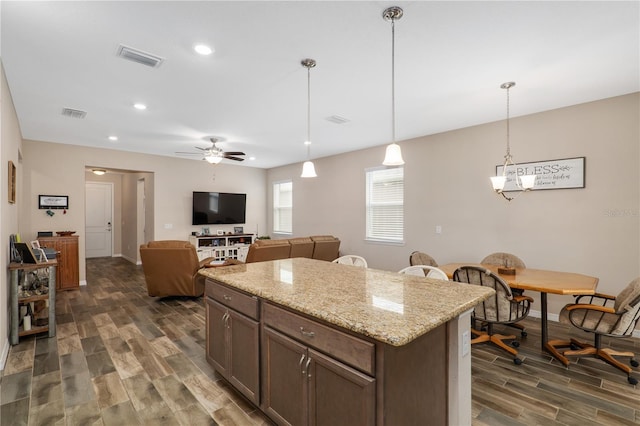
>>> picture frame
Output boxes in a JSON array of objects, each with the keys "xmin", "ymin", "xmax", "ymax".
[
  {"xmin": 201, "ymin": 227, "xmax": 210, "ymax": 235},
  {"xmin": 496, "ymin": 157, "xmax": 585, "ymax": 192},
  {"xmin": 234, "ymin": 226, "xmax": 244, "ymax": 234},
  {"xmin": 216, "ymin": 229, "xmax": 225, "ymax": 236},
  {"xmin": 38, "ymin": 194, "xmax": 69, "ymax": 209},
  {"xmin": 8, "ymin": 161, "xmax": 16, "ymax": 204}
]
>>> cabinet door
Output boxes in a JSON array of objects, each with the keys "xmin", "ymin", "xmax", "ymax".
[
  {"xmin": 228, "ymin": 309, "xmax": 260, "ymax": 405},
  {"xmin": 308, "ymin": 349, "xmax": 376, "ymax": 426},
  {"xmin": 206, "ymin": 298, "xmax": 229, "ymax": 376},
  {"xmin": 58, "ymin": 238, "xmax": 79, "ymax": 289},
  {"xmin": 262, "ymin": 327, "xmax": 308, "ymax": 426}
]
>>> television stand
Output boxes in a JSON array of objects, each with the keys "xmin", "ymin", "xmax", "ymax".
[{"xmin": 189, "ymin": 234, "xmax": 256, "ymax": 262}]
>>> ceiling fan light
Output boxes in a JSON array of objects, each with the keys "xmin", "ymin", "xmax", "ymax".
[
  {"xmin": 383, "ymin": 143, "xmax": 404, "ymax": 166},
  {"xmin": 301, "ymin": 161, "xmax": 317, "ymax": 178},
  {"xmin": 205, "ymin": 155, "xmax": 222, "ymax": 164}
]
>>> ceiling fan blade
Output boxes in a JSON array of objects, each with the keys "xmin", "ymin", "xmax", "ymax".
[
  {"xmin": 223, "ymin": 151, "xmax": 245, "ymax": 156},
  {"xmin": 194, "ymin": 146, "xmax": 209, "ymax": 151},
  {"xmin": 223, "ymin": 155, "xmax": 245, "ymax": 162},
  {"xmin": 175, "ymin": 151, "xmax": 202, "ymax": 155}
]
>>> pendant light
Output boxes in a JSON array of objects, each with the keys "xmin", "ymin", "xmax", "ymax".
[
  {"xmin": 490, "ymin": 82, "xmax": 536, "ymax": 201},
  {"xmin": 382, "ymin": 6, "xmax": 405, "ymax": 166},
  {"xmin": 300, "ymin": 58, "xmax": 317, "ymax": 178}
]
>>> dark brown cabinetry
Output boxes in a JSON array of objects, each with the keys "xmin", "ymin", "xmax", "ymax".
[
  {"xmin": 205, "ymin": 282, "xmax": 260, "ymax": 405},
  {"xmin": 262, "ymin": 327, "xmax": 375, "ymax": 426},
  {"xmin": 261, "ymin": 303, "xmax": 376, "ymax": 426},
  {"xmin": 37, "ymin": 235, "xmax": 79, "ymax": 290}
]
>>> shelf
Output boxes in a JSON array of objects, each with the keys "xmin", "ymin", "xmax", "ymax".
[
  {"xmin": 18, "ymin": 324, "xmax": 49, "ymax": 337},
  {"xmin": 18, "ymin": 294, "xmax": 50, "ymax": 303}
]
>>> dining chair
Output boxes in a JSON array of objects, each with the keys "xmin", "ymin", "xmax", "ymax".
[
  {"xmin": 453, "ymin": 265, "xmax": 533, "ymax": 364},
  {"xmin": 398, "ymin": 265, "xmax": 449, "ymax": 281},
  {"xmin": 332, "ymin": 255, "xmax": 368, "ymax": 268},
  {"xmin": 409, "ymin": 251, "xmax": 438, "ymax": 267},
  {"xmin": 553, "ymin": 277, "xmax": 640, "ymax": 385},
  {"xmin": 481, "ymin": 252, "xmax": 528, "ymax": 337}
]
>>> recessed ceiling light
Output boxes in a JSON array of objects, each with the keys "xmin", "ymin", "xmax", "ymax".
[
  {"xmin": 133, "ymin": 103, "xmax": 147, "ymax": 110},
  {"xmin": 108, "ymin": 136, "xmax": 118, "ymax": 141},
  {"xmin": 249, "ymin": 157, "xmax": 256, "ymax": 161},
  {"xmin": 194, "ymin": 44, "xmax": 213, "ymax": 55},
  {"xmin": 304, "ymin": 141, "xmax": 311, "ymax": 145}
]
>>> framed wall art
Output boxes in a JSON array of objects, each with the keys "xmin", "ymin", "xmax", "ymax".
[
  {"xmin": 496, "ymin": 157, "xmax": 585, "ymax": 192},
  {"xmin": 38, "ymin": 195, "xmax": 69, "ymax": 209},
  {"xmin": 8, "ymin": 161, "xmax": 16, "ymax": 204}
]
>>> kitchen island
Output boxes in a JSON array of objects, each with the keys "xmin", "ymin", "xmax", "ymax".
[{"xmin": 200, "ymin": 258, "xmax": 494, "ymax": 426}]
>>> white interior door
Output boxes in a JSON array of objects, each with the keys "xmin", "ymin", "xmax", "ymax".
[{"xmin": 85, "ymin": 182, "xmax": 113, "ymax": 258}]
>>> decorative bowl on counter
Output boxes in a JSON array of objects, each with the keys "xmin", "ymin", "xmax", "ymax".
[{"xmin": 56, "ymin": 231, "xmax": 76, "ymax": 236}]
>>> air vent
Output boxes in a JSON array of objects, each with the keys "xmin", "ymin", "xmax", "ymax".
[
  {"xmin": 326, "ymin": 115, "xmax": 350, "ymax": 124},
  {"xmin": 61, "ymin": 108, "xmax": 87, "ymax": 119},
  {"xmin": 116, "ymin": 44, "xmax": 164, "ymax": 68}
]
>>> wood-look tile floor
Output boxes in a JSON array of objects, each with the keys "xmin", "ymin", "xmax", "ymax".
[{"xmin": 1, "ymin": 257, "xmax": 639, "ymax": 425}]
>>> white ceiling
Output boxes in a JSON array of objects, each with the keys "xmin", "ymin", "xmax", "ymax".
[{"xmin": 2, "ymin": 1, "xmax": 638, "ymax": 169}]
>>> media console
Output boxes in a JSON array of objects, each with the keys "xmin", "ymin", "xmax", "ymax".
[{"xmin": 189, "ymin": 234, "xmax": 256, "ymax": 262}]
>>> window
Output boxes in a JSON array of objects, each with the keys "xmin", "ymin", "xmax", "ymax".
[
  {"xmin": 366, "ymin": 167, "xmax": 403, "ymax": 242},
  {"xmin": 273, "ymin": 180, "xmax": 292, "ymax": 234}
]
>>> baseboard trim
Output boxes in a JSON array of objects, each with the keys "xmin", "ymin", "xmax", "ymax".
[{"xmin": 0, "ymin": 338, "xmax": 10, "ymax": 372}]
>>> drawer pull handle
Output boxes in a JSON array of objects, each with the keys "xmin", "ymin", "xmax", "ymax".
[
  {"xmin": 300, "ymin": 327, "xmax": 315, "ymax": 338},
  {"xmin": 223, "ymin": 295, "xmax": 232, "ymax": 301}
]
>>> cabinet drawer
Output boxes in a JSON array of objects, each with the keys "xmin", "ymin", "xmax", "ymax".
[
  {"xmin": 206, "ymin": 280, "xmax": 259, "ymax": 320},
  {"xmin": 263, "ymin": 303, "xmax": 375, "ymax": 375}
]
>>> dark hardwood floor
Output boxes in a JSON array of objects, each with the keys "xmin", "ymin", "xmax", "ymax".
[{"xmin": 1, "ymin": 257, "xmax": 639, "ymax": 425}]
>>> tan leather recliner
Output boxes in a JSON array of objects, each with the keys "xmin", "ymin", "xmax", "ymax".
[
  {"xmin": 310, "ymin": 235, "xmax": 341, "ymax": 261},
  {"xmin": 244, "ymin": 239, "xmax": 291, "ymax": 263},
  {"xmin": 140, "ymin": 240, "xmax": 215, "ymax": 297}
]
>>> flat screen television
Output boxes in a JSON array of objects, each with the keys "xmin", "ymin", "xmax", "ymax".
[{"xmin": 192, "ymin": 191, "xmax": 246, "ymax": 225}]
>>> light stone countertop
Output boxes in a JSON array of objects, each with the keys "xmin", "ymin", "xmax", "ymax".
[{"xmin": 200, "ymin": 258, "xmax": 494, "ymax": 346}]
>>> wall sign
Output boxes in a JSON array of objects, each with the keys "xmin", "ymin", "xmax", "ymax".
[
  {"xmin": 496, "ymin": 157, "xmax": 585, "ymax": 192},
  {"xmin": 39, "ymin": 195, "xmax": 69, "ymax": 209}
]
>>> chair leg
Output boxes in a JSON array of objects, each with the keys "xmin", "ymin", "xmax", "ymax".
[
  {"xmin": 563, "ymin": 337, "xmax": 638, "ymax": 384},
  {"xmin": 470, "ymin": 325, "xmax": 521, "ymax": 363}
]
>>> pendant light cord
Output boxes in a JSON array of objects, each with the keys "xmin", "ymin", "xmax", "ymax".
[
  {"xmin": 307, "ymin": 64, "xmax": 311, "ymax": 158},
  {"xmin": 391, "ymin": 16, "xmax": 396, "ymax": 145},
  {"xmin": 505, "ymin": 85, "xmax": 511, "ymax": 159}
]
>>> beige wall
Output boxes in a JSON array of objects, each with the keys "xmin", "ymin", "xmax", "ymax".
[
  {"xmin": 21, "ymin": 141, "xmax": 267, "ymax": 283},
  {"xmin": 267, "ymin": 93, "xmax": 640, "ymax": 319},
  {"xmin": 1, "ymin": 63, "xmax": 23, "ymax": 367}
]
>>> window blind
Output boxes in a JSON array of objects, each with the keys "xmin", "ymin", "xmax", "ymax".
[
  {"xmin": 365, "ymin": 167, "xmax": 403, "ymax": 242},
  {"xmin": 273, "ymin": 181, "xmax": 292, "ymax": 234}
]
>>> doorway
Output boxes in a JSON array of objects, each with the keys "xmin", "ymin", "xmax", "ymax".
[{"xmin": 85, "ymin": 182, "xmax": 113, "ymax": 258}]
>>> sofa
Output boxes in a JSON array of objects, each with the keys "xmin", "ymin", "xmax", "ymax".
[
  {"xmin": 140, "ymin": 240, "xmax": 215, "ymax": 297},
  {"xmin": 232, "ymin": 235, "xmax": 340, "ymax": 264}
]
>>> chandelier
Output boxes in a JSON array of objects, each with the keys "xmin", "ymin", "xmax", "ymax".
[
  {"xmin": 381, "ymin": 6, "xmax": 405, "ymax": 166},
  {"xmin": 490, "ymin": 82, "xmax": 535, "ymax": 201},
  {"xmin": 300, "ymin": 58, "xmax": 317, "ymax": 178}
]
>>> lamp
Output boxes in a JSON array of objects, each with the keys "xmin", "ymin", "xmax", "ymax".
[
  {"xmin": 205, "ymin": 154, "xmax": 222, "ymax": 164},
  {"xmin": 382, "ymin": 6, "xmax": 405, "ymax": 166},
  {"xmin": 490, "ymin": 82, "xmax": 535, "ymax": 201},
  {"xmin": 300, "ymin": 58, "xmax": 317, "ymax": 178},
  {"xmin": 92, "ymin": 169, "xmax": 106, "ymax": 175}
]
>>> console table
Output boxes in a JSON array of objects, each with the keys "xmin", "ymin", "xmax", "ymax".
[
  {"xmin": 9, "ymin": 261, "xmax": 57, "ymax": 345},
  {"xmin": 189, "ymin": 233, "xmax": 255, "ymax": 262}
]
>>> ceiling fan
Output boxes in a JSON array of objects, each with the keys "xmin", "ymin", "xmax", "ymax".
[{"xmin": 176, "ymin": 138, "xmax": 245, "ymax": 163}]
